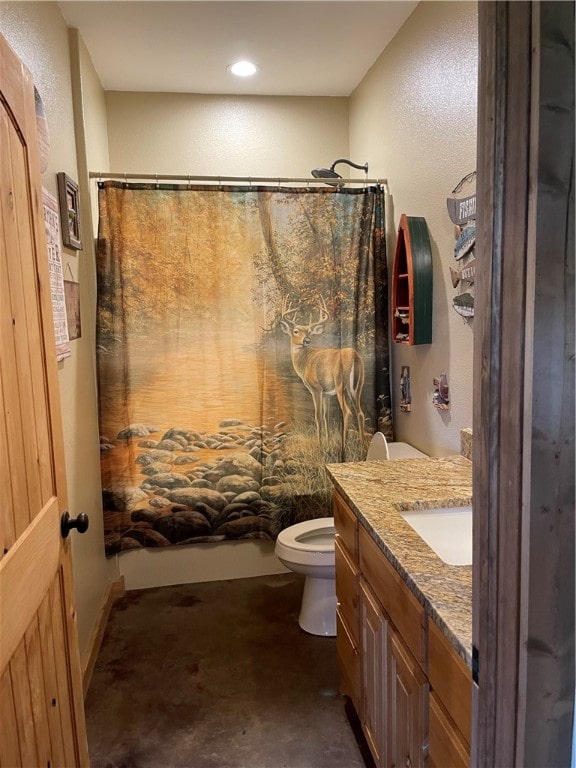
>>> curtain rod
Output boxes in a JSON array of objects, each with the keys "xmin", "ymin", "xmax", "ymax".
[{"xmin": 89, "ymin": 171, "xmax": 387, "ymax": 186}]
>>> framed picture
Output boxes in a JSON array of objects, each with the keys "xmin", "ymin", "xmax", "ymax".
[{"xmin": 57, "ymin": 172, "xmax": 82, "ymax": 250}]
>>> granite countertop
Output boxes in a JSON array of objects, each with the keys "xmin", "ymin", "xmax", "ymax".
[{"xmin": 326, "ymin": 455, "xmax": 473, "ymax": 666}]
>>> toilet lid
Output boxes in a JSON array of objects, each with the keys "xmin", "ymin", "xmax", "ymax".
[
  {"xmin": 277, "ymin": 517, "xmax": 335, "ymax": 552},
  {"xmin": 366, "ymin": 432, "xmax": 390, "ymax": 460}
]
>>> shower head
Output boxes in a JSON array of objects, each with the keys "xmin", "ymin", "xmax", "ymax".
[
  {"xmin": 311, "ymin": 167, "xmax": 342, "ymax": 180},
  {"xmin": 311, "ymin": 159, "xmax": 369, "ymax": 184}
]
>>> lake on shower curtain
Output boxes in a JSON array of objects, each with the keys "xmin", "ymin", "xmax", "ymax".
[{"xmin": 96, "ymin": 182, "xmax": 392, "ymax": 555}]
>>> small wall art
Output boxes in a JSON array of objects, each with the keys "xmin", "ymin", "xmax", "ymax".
[
  {"xmin": 432, "ymin": 373, "xmax": 450, "ymax": 411},
  {"xmin": 400, "ymin": 366, "xmax": 412, "ymax": 412},
  {"xmin": 64, "ymin": 272, "xmax": 81, "ymax": 340},
  {"xmin": 57, "ymin": 172, "xmax": 82, "ymax": 250},
  {"xmin": 42, "ymin": 187, "xmax": 70, "ymax": 361}
]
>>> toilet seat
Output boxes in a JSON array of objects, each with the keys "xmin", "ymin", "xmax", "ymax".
[
  {"xmin": 276, "ymin": 517, "xmax": 334, "ymax": 551},
  {"xmin": 275, "ymin": 517, "xmax": 335, "ymax": 567}
]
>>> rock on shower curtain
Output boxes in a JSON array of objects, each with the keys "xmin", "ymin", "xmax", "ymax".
[{"xmin": 96, "ymin": 182, "xmax": 392, "ymax": 555}]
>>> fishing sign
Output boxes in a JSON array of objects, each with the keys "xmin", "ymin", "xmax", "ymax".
[{"xmin": 447, "ymin": 171, "xmax": 476, "ymax": 318}]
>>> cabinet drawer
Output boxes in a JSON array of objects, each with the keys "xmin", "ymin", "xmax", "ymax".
[
  {"xmin": 428, "ymin": 620, "xmax": 471, "ymax": 745},
  {"xmin": 336, "ymin": 608, "xmax": 361, "ymax": 713},
  {"xmin": 335, "ymin": 536, "xmax": 360, "ymax": 644},
  {"xmin": 359, "ymin": 525, "xmax": 426, "ymax": 668},
  {"xmin": 429, "ymin": 692, "xmax": 470, "ymax": 768},
  {"xmin": 333, "ymin": 493, "xmax": 358, "ymax": 560}
]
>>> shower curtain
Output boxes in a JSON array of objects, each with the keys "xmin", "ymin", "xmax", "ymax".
[{"xmin": 96, "ymin": 182, "xmax": 392, "ymax": 555}]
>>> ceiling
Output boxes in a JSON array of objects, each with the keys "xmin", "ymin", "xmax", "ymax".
[{"xmin": 58, "ymin": 1, "xmax": 418, "ymax": 97}]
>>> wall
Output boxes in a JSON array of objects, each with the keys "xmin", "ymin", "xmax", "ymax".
[
  {"xmin": 105, "ymin": 91, "xmax": 349, "ymax": 178},
  {"xmin": 350, "ymin": 1, "xmax": 478, "ymax": 456},
  {"xmin": 0, "ymin": 2, "xmax": 118, "ymax": 658}
]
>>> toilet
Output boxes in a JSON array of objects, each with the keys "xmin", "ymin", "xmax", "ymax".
[
  {"xmin": 274, "ymin": 517, "xmax": 337, "ymax": 636},
  {"xmin": 276, "ymin": 433, "xmax": 428, "ymax": 637}
]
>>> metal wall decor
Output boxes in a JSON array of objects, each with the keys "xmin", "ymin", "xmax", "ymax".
[
  {"xmin": 57, "ymin": 172, "xmax": 82, "ymax": 250},
  {"xmin": 400, "ymin": 366, "xmax": 412, "ymax": 412},
  {"xmin": 447, "ymin": 171, "xmax": 476, "ymax": 318},
  {"xmin": 432, "ymin": 373, "xmax": 449, "ymax": 411}
]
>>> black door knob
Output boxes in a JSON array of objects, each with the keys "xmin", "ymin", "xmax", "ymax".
[{"xmin": 61, "ymin": 512, "xmax": 89, "ymax": 538}]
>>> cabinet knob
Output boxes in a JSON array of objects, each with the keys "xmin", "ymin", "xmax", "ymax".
[{"xmin": 61, "ymin": 512, "xmax": 89, "ymax": 538}]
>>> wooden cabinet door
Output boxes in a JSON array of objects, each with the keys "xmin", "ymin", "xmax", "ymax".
[
  {"xmin": 335, "ymin": 536, "xmax": 360, "ymax": 643},
  {"xmin": 0, "ymin": 34, "xmax": 89, "ymax": 767},
  {"xmin": 429, "ymin": 693, "xmax": 470, "ymax": 768},
  {"xmin": 336, "ymin": 608, "xmax": 361, "ymax": 712},
  {"xmin": 360, "ymin": 579, "xmax": 388, "ymax": 768},
  {"xmin": 335, "ymin": 536, "xmax": 361, "ymax": 710},
  {"xmin": 387, "ymin": 627, "xmax": 428, "ymax": 768}
]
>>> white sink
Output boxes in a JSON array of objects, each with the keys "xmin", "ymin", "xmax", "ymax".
[{"xmin": 400, "ymin": 506, "xmax": 472, "ymax": 566}]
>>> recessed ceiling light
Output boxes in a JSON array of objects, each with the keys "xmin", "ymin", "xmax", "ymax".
[{"xmin": 228, "ymin": 60, "xmax": 259, "ymax": 78}]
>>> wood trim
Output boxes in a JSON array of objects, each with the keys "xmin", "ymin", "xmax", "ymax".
[
  {"xmin": 473, "ymin": 4, "xmax": 533, "ymax": 763},
  {"xmin": 59, "ymin": 546, "xmax": 90, "ymax": 766},
  {"xmin": 474, "ymin": 3, "xmax": 575, "ymax": 765},
  {"xmin": 520, "ymin": 3, "xmax": 575, "ymax": 764},
  {"xmin": 82, "ymin": 576, "xmax": 126, "ymax": 696}
]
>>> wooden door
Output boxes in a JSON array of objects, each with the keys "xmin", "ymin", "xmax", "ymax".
[
  {"xmin": 0, "ymin": 34, "xmax": 89, "ymax": 767},
  {"xmin": 387, "ymin": 627, "xmax": 428, "ymax": 768}
]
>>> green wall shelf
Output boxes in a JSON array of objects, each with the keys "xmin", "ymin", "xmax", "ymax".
[{"xmin": 391, "ymin": 214, "xmax": 433, "ymax": 345}]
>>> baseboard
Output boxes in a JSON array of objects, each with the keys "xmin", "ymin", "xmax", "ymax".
[{"xmin": 82, "ymin": 575, "xmax": 125, "ymax": 697}]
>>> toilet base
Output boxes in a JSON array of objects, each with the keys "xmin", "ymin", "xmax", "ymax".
[{"xmin": 298, "ymin": 574, "xmax": 337, "ymax": 636}]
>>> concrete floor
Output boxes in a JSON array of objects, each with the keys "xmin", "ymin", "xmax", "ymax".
[{"xmin": 85, "ymin": 573, "xmax": 370, "ymax": 768}]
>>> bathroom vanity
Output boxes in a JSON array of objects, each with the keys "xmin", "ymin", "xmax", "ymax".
[{"xmin": 327, "ymin": 456, "xmax": 473, "ymax": 768}]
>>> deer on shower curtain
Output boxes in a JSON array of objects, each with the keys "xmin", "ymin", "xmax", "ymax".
[{"xmin": 96, "ymin": 182, "xmax": 392, "ymax": 555}]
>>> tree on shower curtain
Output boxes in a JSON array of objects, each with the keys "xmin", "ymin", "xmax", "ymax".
[{"xmin": 96, "ymin": 182, "xmax": 392, "ymax": 555}]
